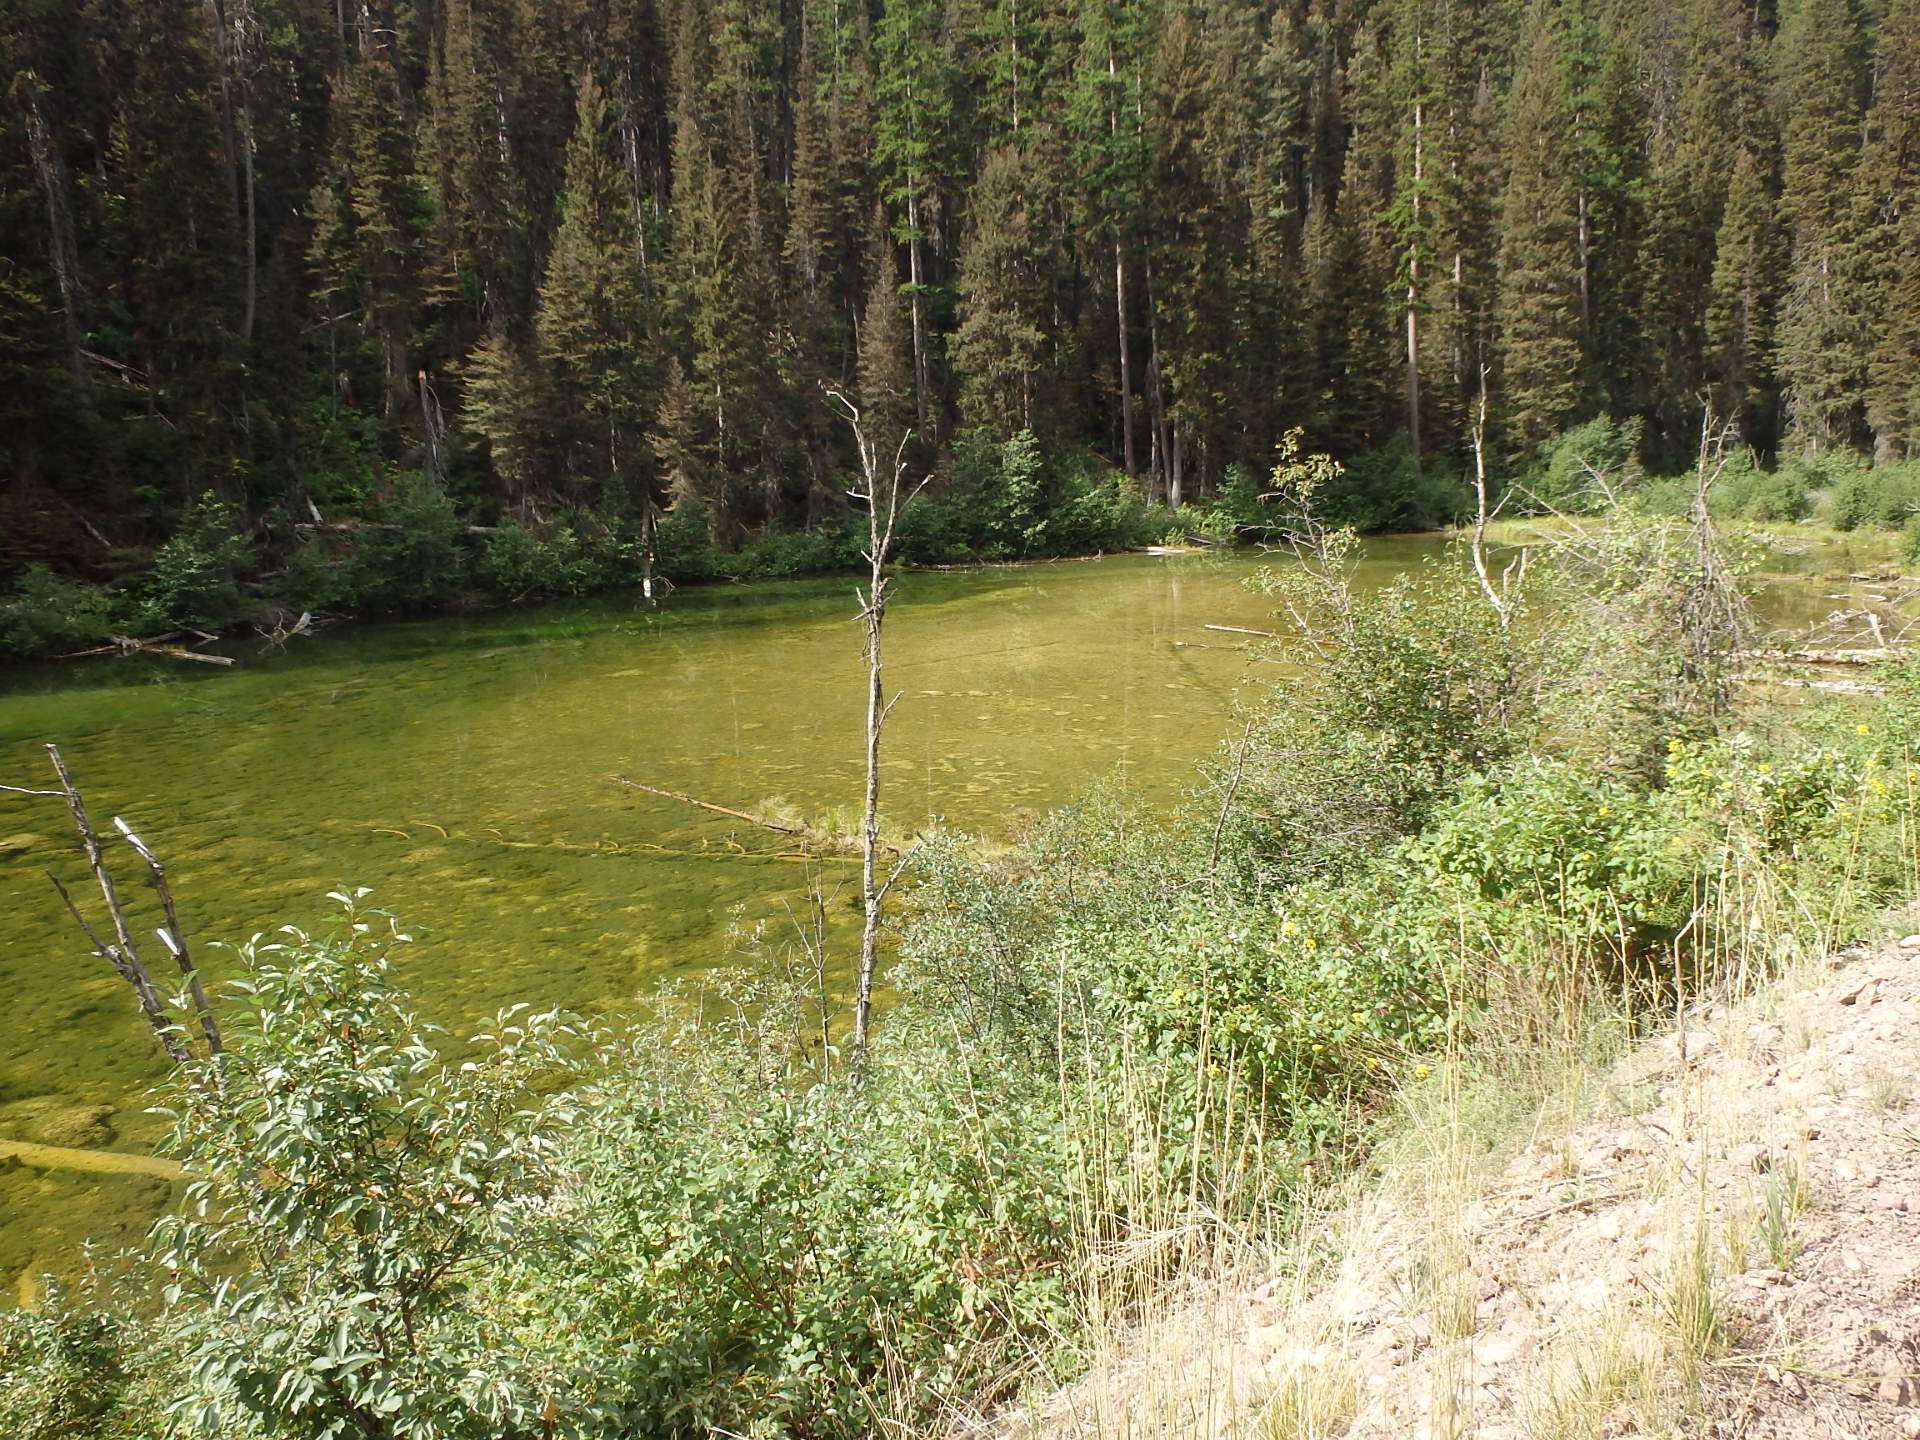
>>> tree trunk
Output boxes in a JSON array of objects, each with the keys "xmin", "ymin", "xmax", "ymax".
[
  {"xmin": 854, "ymin": 550, "xmax": 886, "ymax": 1050},
  {"xmin": 1406, "ymin": 98, "xmax": 1424, "ymax": 463},
  {"xmin": 14, "ymin": 74, "xmax": 87, "ymax": 380},
  {"xmin": 906, "ymin": 186, "xmax": 929, "ymax": 426},
  {"xmin": 1115, "ymin": 242, "xmax": 1136, "ymax": 478}
]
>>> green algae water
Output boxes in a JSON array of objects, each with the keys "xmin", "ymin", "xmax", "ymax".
[
  {"xmin": 0, "ymin": 548, "xmax": 1337, "ymax": 1287},
  {"xmin": 0, "ymin": 538, "xmax": 1892, "ymax": 1291}
]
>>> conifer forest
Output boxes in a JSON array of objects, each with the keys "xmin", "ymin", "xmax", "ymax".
[{"xmin": 2, "ymin": 0, "xmax": 1919, "ymax": 625}]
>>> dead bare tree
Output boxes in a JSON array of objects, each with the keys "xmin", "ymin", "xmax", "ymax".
[
  {"xmin": 824, "ymin": 384, "xmax": 927, "ymax": 1054},
  {"xmin": 2, "ymin": 745, "xmax": 222, "ymax": 1084},
  {"xmin": 1678, "ymin": 405, "xmax": 1751, "ymax": 719},
  {"xmin": 1467, "ymin": 367, "xmax": 1528, "ymax": 627}
]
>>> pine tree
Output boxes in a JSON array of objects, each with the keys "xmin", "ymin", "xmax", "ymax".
[
  {"xmin": 856, "ymin": 221, "xmax": 915, "ymax": 475},
  {"xmin": 97, "ymin": 0, "xmax": 241, "ymax": 452},
  {"xmin": 1063, "ymin": 0, "xmax": 1153, "ymax": 475},
  {"xmin": 1493, "ymin": 6, "xmax": 1585, "ymax": 463},
  {"xmin": 1704, "ymin": 145, "xmax": 1785, "ymax": 443},
  {"xmin": 531, "ymin": 74, "xmax": 656, "ymax": 504},
  {"xmin": 873, "ymin": 0, "xmax": 960, "ymax": 424},
  {"xmin": 953, "ymin": 144, "xmax": 1050, "ymax": 436},
  {"xmin": 424, "ymin": 0, "xmax": 526, "ymax": 336},
  {"xmin": 1774, "ymin": 0, "xmax": 1869, "ymax": 452},
  {"xmin": 460, "ymin": 329, "xmax": 545, "ymax": 504},
  {"xmin": 309, "ymin": 10, "xmax": 426, "ymax": 421},
  {"xmin": 1861, "ymin": 0, "xmax": 1920, "ymax": 458},
  {"xmin": 1639, "ymin": 0, "xmax": 1766, "ymax": 461}
]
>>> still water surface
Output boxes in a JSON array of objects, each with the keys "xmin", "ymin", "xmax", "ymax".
[{"xmin": 0, "ymin": 537, "xmax": 1892, "ymax": 1288}]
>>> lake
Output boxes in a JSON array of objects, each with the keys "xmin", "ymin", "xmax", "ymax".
[{"xmin": 0, "ymin": 535, "xmax": 1894, "ymax": 1295}]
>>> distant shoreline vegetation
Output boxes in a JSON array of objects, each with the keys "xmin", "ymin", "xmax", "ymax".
[{"xmin": 8, "ymin": 417, "xmax": 1920, "ymax": 664}]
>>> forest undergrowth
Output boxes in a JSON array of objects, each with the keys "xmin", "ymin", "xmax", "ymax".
[{"xmin": 4, "ymin": 461, "xmax": 1920, "ymax": 1440}]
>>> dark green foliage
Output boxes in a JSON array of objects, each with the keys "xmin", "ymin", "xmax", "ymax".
[
  {"xmin": 137, "ymin": 496, "xmax": 254, "ymax": 632},
  {"xmin": 8, "ymin": 0, "xmax": 1920, "ymax": 658},
  {"xmin": 333, "ymin": 474, "xmax": 467, "ymax": 615},
  {"xmin": 1525, "ymin": 414, "xmax": 1642, "ymax": 513},
  {"xmin": 0, "ymin": 1278, "xmax": 141, "ymax": 1438},
  {"xmin": 1815, "ymin": 456, "xmax": 1920, "ymax": 531},
  {"xmin": 0, "ymin": 565, "xmax": 120, "ymax": 660},
  {"xmin": 1321, "ymin": 437, "xmax": 1470, "ymax": 532}
]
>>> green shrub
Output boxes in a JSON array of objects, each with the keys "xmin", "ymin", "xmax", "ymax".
[
  {"xmin": 1323, "ymin": 435, "xmax": 1469, "ymax": 532},
  {"xmin": 1701, "ymin": 453, "xmax": 1812, "ymax": 523},
  {"xmin": 0, "ymin": 1278, "xmax": 149, "ymax": 1439},
  {"xmin": 653, "ymin": 501, "xmax": 718, "ymax": 582},
  {"xmin": 137, "ymin": 494, "xmax": 254, "ymax": 632},
  {"xmin": 0, "ymin": 564, "xmax": 120, "ymax": 659},
  {"xmin": 475, "ymin": 522, "xmax": 588, "ymax": 598},
  {"xmin": 724, "ymin": 522, "xmax": 862, "ymax": 579},
  {"xmin": 1526, "ymin": 415, "xmax": 1642, "ymax": 513},
  {"xmin": 153, "ymin": 893, "xmax": 588, "ymax": 1438},
  {"xmin": 1803, "ymin": 453, "xmax": 1920, "ymax": 531},
  {"xmin": 341, "ymin": 472, "xmax": 470, "ymax": 613},
  {"xmin": 1050, "ymin": 464, "xmax": 1162, "ymax": 552}
]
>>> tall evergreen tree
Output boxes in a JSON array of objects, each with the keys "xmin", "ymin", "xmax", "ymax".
[
  {"xmin": 530, "ymin": 75, "xmax": 656, "ymax": 503},
  {"xmin": 1773, "ymin": 0, "xmax": 1869, "ymax": 452},
  {"xmin": 1704, "ymin": 145, "xmax": 1785, "ymax": 443},
  {"xmin": 1861, "ymin": 0, "xmax": 1920, "ymax": 458},
  {"xmin": 1493, "ymin": 6, "xmax": 1585, "ymax": 462},
  {"xmin": 953, "ymin": 144, "xmax": 1051, "ymax": 436}
]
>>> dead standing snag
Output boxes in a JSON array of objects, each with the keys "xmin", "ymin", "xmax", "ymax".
[{"xmin": 824, "ymin": 383, "xmax": 929, "ymax": 1055}]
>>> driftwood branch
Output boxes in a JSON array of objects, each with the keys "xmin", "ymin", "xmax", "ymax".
[
  {"xmin": 116, "ymin": 816, "xmax": 222, "ymax": 1063},
  {"xmin": 1738, "ymin": 647, "xmax": 1910, "ymax": 666},
  {"xmin": 17, "ymin": 745, "xmax": 229, "ymax": 1076},
  {"xmin": 1203, "ymin": 623, "xmax": 1276, "ymax": 638},
  {"xmin": 43, "ymin": 745, "xmax": 194, "ymax": 1065},
  {"xmin": 56, "ymin": 634, "xmax": 237, "ymax": 666},
  {"xmin": 605, "ymin": 776, "xmax": 808, "ymax": 836}
]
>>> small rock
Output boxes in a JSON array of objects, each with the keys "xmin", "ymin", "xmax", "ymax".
[
  {"xmin": 1844, "ymin": 1250, "xmax": 1867, "ymax": 1274},
  {"xmin": 1838, "ymin": 1157, "xmax": 1861, "ymax": 1181},
  {"xmin": 1837, "ymin": 976, "xmax": 1876, "ymax": 1004},
  {"xmin": 1904, "ymin": 1416, "xmax": 1920, "ymax": 1440},
  {"xmin": 1881, "ymin": 1375, "xmax": 1910, "ymax": 1405},
  {"xmin": 1875, "ymin": 1193, "xmax": 1911, "ymax": 1212},
  {"xmin": 1595, "ymin": 1212, "xmax": 1623, "ymax": 1241},
  {"xmin": 1899, "ymin": 934, "xmax": 1920, "ymax": 949},
  {"xmin": 1473, "ymin": 1333, "xmax": 1528, "ymax": 1367},
  {"xmin": 1666, "ymin": 1030, "xmax": 1718, "ymax": 1057},
  {"xmin": 1781, "ymin": 1368, "xmax": 1809, "ymax": 1399}
]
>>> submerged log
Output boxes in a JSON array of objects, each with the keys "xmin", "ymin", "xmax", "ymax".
[
  {"xmin": 606, "ymin": 776, "xmax": 810, "ymax": 836},
  {"xmin": 1741, "ymin": 646, "xmax": 1911, "ymax": 666},
  {"xmin": 57, "ymin": 634, "xmax": 237, "ymax": 666}
]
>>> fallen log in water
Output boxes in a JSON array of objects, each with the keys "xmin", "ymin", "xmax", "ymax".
[
  {"xmin": 58, "ymin": 634, "xmax": 237, "ymax": 666},
  {"xmin": 606, "ymin": 776, "xmax": 810, "ymax": 835},
  {"xmin": 0, "ymin": 1137, "xmax": 184, "ymax": 1180},
  {"xmin": 1740, "ymin": 646, "xmax": 1911, "ymax": 666},
  {"xmin": 603, "ymin": 775, "xmax": 921, "ymax": 862}
]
